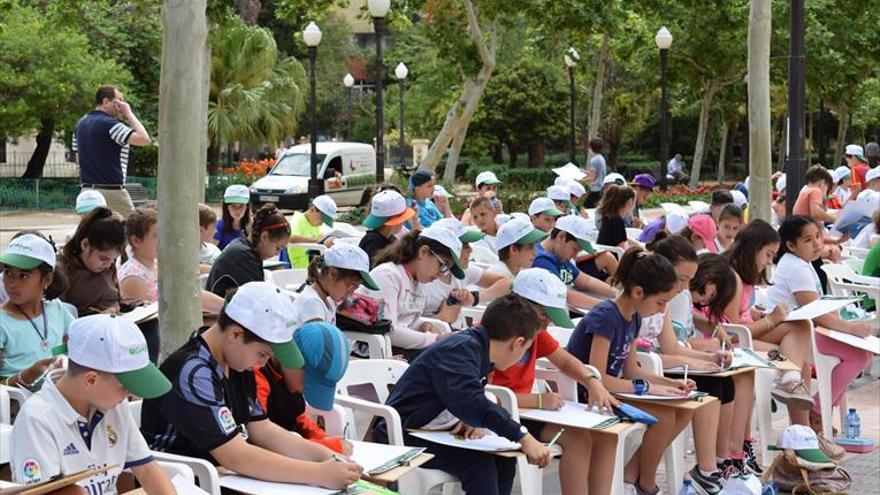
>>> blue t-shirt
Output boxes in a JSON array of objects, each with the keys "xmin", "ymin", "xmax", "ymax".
[
  {"xmin": 415, "ymin": 198, "xmax": 443, "ymax": 228},
  {"xmin": 213, "ymin": 218, "xmax": 243, "ymax": 250},
  {"xmin": 73, "ymin": 110, "xmax": 133, "ymax": 185},
  {"xmin": 532, "ymin": 243, "xmax": 580, "ymax": 286},
  {"xmin": 566, "ymin": 300, "xmax": 642, "ymax": 379}
]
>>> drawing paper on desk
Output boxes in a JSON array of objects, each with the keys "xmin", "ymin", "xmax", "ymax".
[
  {"xmin": 219, "ymin": 475, "xmax": 336, "ymax": 495},
  {"xmin": 408, "ymin": 430, "xmax": 520, "ymax": 452},
  {"xmin": 519, "ymin": 400, "xmax": 619, "ymax": 429},
  {"xmin": 349, "ymin": 441, "xmax": 425, "ymax": 475},
  {"xmin": 785, "ymin": 297, "xmax": 860, "ymax": 322}
]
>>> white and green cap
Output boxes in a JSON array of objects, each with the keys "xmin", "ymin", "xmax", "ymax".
[
  {"xmin": 223, "ymin": 184, "xmax": 250, "ymax": 204},
  {"xmin": 512, "ymin": 268, "xmax": 573, "ymax": 328},
  {"xmin": 420, "ymin": 224, "xmax": 466, "ymax": 279},
  {"xmin": 225, "ymin": 281, "xmax": 304, "ymax": 369},
  {"xmin": 323, "ymin": 244, "xmax": 379, "ymax": 290},
  {"xmin": 433, "ymin": 185, "xmax": 454, "ymax": 198},
  {"xmin": 602, "ymin": 173, "xmax": 626, "ymax": 186},
  {"xmin": 432, "ymin": 218, "xmax": 485, "ymax": 244},
  {"xmin": 768, "ymin": 424, "xmax": 835, "ymax": 468},
  {"xmin": 475, "ymin": 171, "xmax": 502, "ymax": 188},
  {"xmin": 832, "ymin": 166, "xmax": 851, "ymax": 183},
  {"xmin": 62, "ymin": 314, "xmax": 171, "ymax": 399},
  {"xmin": 554, "ymin": 215, "xmax": 596, "ymax": 254},
  {"xmin": 528, "ymin": 197, "xmax": 564, "ymax": 217},
  {"xmin": 0, "ymin": 234, "xmax": 56, "ymax": 270},
  {"xmin": 75, "ymin": 189, "xmax": 107, "ymax": 214},
  {"xmin": 311, "ymin": 195, "xmax": 338, "ymax": 227},
  {"xmin": 495, "ymin": 218, "xmax": 548, "ymax": 251},
  {"xmin": 554, "ymin": 177, "xmax": 585, "ymax": 199},
  {"xmin": 546, "ymin": 185, "xmax": 571, "ymax": 202}
]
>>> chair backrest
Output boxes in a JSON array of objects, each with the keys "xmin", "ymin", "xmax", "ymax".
[
  {"xmin": 268, "ymin": 269, "xmax": 308, "ymax": 290},
  {"xmin": 843, "ymin": 258, "xmax": 865, "ymax": 274},
  {"xmin": 198, "ymin": 274, "xmax": 209, "ymax": 290},
  {"xmin": 635, "ymin": 351, "xmax": 663, "ymax": 375},
  {"xmin": 472, "ymin": 244, "xmax": 499, "ymax": 265},
  {"xmin": 821, "ymin": 263, "xmax": 879, "ymax": 294},
  {"xmin": 336, "ymin": 359, "xmax": 410, "ymax": 404},
  {"xmin": 546, "ymin": 326, "xmax": 574, "ymax": 348}
]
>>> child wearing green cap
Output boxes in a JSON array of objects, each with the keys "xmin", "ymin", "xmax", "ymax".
[{"xmin": 287, "ymin": 195, "xmax": 338, "ymax": 268}]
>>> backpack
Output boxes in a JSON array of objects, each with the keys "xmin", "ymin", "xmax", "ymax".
[
  {"xmin": 336, "ymin": 294, "xmax": 392, "ymax": 335},
  {"xmin": 763, "ymin": 449, "xmax": 852, "ymax": 494}
]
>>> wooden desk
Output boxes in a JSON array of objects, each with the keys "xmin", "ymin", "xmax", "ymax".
[
  {"xmin": 620, "ymin": 394, "xmax": 718, "ymax": 411},
  {"xmin": 364, "ymin": 452, "xmax": 433, "ymax": 484},
  {"xmin": 664, "ymin": 366, "xmax": 756, "ymax": 378}
]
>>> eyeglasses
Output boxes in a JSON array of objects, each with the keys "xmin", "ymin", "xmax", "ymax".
[{"xmin": 430, "ymin": 250, "xmax": 451, "ymax": 276}]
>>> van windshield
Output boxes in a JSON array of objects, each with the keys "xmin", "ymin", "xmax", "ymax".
[{"xmin": 270, "ymin": 153, "xmax": 326, "ymax": 176}]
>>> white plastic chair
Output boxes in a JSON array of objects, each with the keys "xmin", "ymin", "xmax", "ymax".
[
  {"xmin": 333, "ymin": 359, "xmax": 461, "ymax": 495},
  {"xmin": 820, "ymin": 264, "xmax": 880, "ymax": 323},
  {"xmin": 472, "ymin": 244, "xmax": 499, "ymax": 265},
  {"xmin": 843, "ymin": 258, "xmax": 865, "ymax": 274},
  {"xmin": 343, "ymin": 331, "xmax": 392, "ymax": 359},
  {"xmin": 593, "ymin": 244, "xmax": 625, "ymax": 260},
  {"xmin": 268, "ymin": 269, "xmax": 309, "ymax": 291},
  {"xmin": 0, "ymin": 385, "xmax": 28, "ymax": 424},
  {"xmin": 841, "ymin": 245, "xmax": 869, "ymax": 259},
  {"xmin": 808, "ymin": 320, "xmax": 850, "ymax": 440}
]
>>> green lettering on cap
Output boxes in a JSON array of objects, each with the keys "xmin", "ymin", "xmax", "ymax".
[{"xmin": 129, "ymin": 344, "xmax": 148, "ymax": 355}]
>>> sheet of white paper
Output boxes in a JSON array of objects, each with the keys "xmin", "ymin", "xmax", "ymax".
[
  {"xmin": 319, "ymin": 228, "xmax": 355, "ymax": 239},
  {"xmin": 219, "ymin": 475, "xmax": 336, "ymax": 495},
  {"xmin": 349, "ymin": 440, "xmax": 424, "ymax": 474},
  {"xmin": 616, "ymin": 391, "xmax": 703, "ymax": 401},
  {"xmin": 833, "ymin": 195, "xmax": 879, "ymax": 232},
  {"xmin": 519, "ymin": 400, "xmax": 618, "ymax": 429},
  {"xmin": 825, "ymin": 331, "xmax": 880, "ymax": 355},
  {"xmin": 785, "ymin": 297, "xmax": 860, "ymax": 322},
  {"xmin": 409, "ymin": 430, "xmax": 521, "ymax": 452},
  {"xmin": 552, "ymin": 162, "xmax": 587, "ymax": 181},
  {"xmin": 728, "ymin": 348, "xmax": 774, "ymax": 369},
  {"xmin": 663, "ymin": 367, "xmax": 721, "ymax": 375},
  {"xmin": 119, "ymin": 302, "xmax": 159, "ymax": 324},
  {"xmin": 170, "ymin": 474, "xmax": 211, "ymax": 495}
]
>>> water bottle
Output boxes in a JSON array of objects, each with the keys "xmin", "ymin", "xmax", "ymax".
[
  {"xmin": 845, "ymin": 408, "xmax": 861, "ymax": 439},
  {"xmin": 761, "ymin": 481, "xmax": 779, "ymax": 495},
  {"xmin": 678, "ymin": 476, "xmax": 697, "ymax": 495}
]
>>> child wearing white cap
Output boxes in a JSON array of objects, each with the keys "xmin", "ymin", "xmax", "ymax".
[
  {"xmin": 487, "ymin": 218, "xmax": 548, "ymax": 280},
  {"xmin": 140, "ymin": 281, "xmax": 363, "ymax": 490},
  {"xmin": 528, "ymin": 197, "xmax": 564, "ymax": 232},
  {"xmin": 547, "ymin": 184, "xmax": 578, "ymax": 216},
  {"xmin": 491, "ymin": 268, "xmax": 620, "ymax": 495},
  {"xmin": 1, "ymin": 232, "xmax": 71, "ymax": 389},
  {"xmin": 533, "ymin": 215, "xmax": 615, "ymax": 310},
  {"xmin": 460, "ymin": 170, "xmax": 504, "ymax": 226},
  {"xmin": 12, "ymin": 314, "xmax": 175, "ymax": 495},
  {"xmin": 286, "ymin": 195, "xmax": 339, "ymax": 269},
  {"xmin": 844, "ymin": 143, "xmax": 869, "ymax": 192},
  {"xmin": 829, "ymin": 166, "xmax": 854, "ymax": 209},
  {"xmin": 467, "ymin": 196, "xmax": 500, "ymax": 252},
  {"xmin": 215, "ymin": 184, "xmax": 252, "ymax": 250},
  {"xmin": 356, "ymin": 225, "xmax": 466, "ymax": 357},
  {"xmin": 358, "ymin": 189, "xmax": 416, "ymax": 264},
  {"xmin": 65, "ymin": 190, "xmax": 109, "ymax": 243}
]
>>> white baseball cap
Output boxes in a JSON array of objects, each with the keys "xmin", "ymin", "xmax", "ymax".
[
  {"xmin": 432, "ymin": 217, "xmax": 485, "ymax": 244},
  {"xmin": 866, "ymin": 166, "xmax": 880, "ymax": 183},
  {"xmin": 224, "ymin": 281, "xmax": 304, "ymax": 369},
  {"xmin": 529, "ymin": 197, "xmax": 564, "ymax": 217},
  {"xmin": 433, "ymin": 185, "xmax": 453, "ymax": 198},
  {"xmin": 512, "ymin": 268, "xmax": 573, "ymax": 328},
  {"xmin": 323, "ymin": 244, "xmax": 379, "ymax": 290},
  {"xmin": 845, "ymin": 144, "xmax": 866, "ymax": 161},
  {"xmin": 61, "ymin": 314, "xmax": 171, "ymax": 399},
  {"xmin": 363, "ymin": 190, "xmax": 415, "ymax": 229},
  {"xmin": 475, "ymin": 171, "xmax": 502, "ymax": 188},
  {"xmin": 75, "ymin": 189, "xmax": 107, "ymax": 214},
  {"xmin": 552, "ymin": 162, "xmax": 587, "ymax": 182},
  {"xmin": 0, "ymin": 234, "xmax": 56, "ymax": 270},
  {"xmin": 553, "ymin": 215, "xmax": 595, "ymax": 253},
  {"xmin": 554, "ymin": 177, "xmax": 586, "ymax": 198},
  {"xmin": 546, "ymin": 185, "xmax": 571, "ymax": 202},
  {"xmin": 420, "ymin": 224, "xmax": 466, "ymax": 279},
  {"xmin": 495, "ymin": 218, "xmax": 548, "ymax": 252},
  {"xmin": 223, "ymin": 184, "xmax": 250, "ymax": 204},
  {"xmin": 775, "ymin": 173, "xmax": 787, "ymax": 192},
  {"xmin": 729, "ymin": 189, "xmax": 747, "ymax": 208},
  {"xmin": 603, "ymin": 173, "xmax": 626, "ymax": 186},
  {"xmin": 311, "ymin": 195, "xmax": 338, "ymax": 227},
  {"xmin": 768, "ymin": 424, "xmax": 834, "ymax": 468},
  {"xmin": 833, "ymin": 166, "xmax": 851, "ymax": 183},
  {"xmin": 665, "ymin": 210, "xmax": 689, "ymax": 234},
  {"xmin": 857, "ymin": 188, "xmax": 879, "ymax": 203}
]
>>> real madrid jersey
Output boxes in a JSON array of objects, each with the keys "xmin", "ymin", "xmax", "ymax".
[
  {"xmin": 11, "ymin": 378, "xmax": 152, "ymax": 495},
  {"xmin": 139, "ymin": 329, "xmax": 267, "ymax": 463}
]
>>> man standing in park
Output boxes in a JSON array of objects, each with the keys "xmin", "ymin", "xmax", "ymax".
[
  {"xmin": 584, "ymin": 137, "xmax": 607, "ymax": 208},
  {"xmin": 73, "ymin": 85, "xmax": 151, "ymax": 217}
]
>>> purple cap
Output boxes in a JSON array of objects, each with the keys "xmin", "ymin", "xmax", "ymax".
[{"xmin": 632, "ymin": 173, "xmax": 656, "ymax": 190}]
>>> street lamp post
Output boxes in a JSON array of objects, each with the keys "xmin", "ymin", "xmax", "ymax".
[
  {"xmin": 368, "ymin": 0, "xmax": 391, "ymax": 184},
  {"xmin": 303, "ymin": 21, "xmax": 323, "ymax": 197},
  {"xmin": 343, "ymin": 73, "xmax": 355, "ymax": 141},
  {"xmin": 395, "ymin": 62, "xmax": 408, "ymax": 169},
  {"xmin": 655, "ymin": 26, "xmax": 673, "ymax": 191},
  {"xmin": 564, "ymin": 47, "xmax": 579, "ymax": 164},
  {"xmin": 785, "ymin": 0, "xmax": 806, "ymax": 217}
]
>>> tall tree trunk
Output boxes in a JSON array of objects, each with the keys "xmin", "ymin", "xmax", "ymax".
[
  {"xmin": 197, "ymin": 39, "xmax": 211, "ymax": 202},
  {"xmin": 527, "ymin": 142, "xmax": 545, "ymax": 167},
  {"xmin": 718, "ymin": 120, "xmax": 731, "ymax": 184},
  {"xmin": 444, "ymin": 123, "xmax": 470, "ymax": 180},
  {"xmin": 424, "ymin": 0, "xmax": 496, "ymax": 183},
  {"xmin": 747, "ymin": 0, "xmax": 772, "ymax": 222},
  {"xmin": 508, "ymin": 142, "xmax": 519, "ymax": 167},
  {"xmin": 587, "ymin": 33, "xmax": 610, "ymax": 142},
  {"xmin": 832, "ymin": 104, "xmax": 848, "ymax": 169},
  {"xmin": 22, "ymin": 118, "xmax": 54, "ymax": 179},
  {"xmin": 490, "ymin": 142, "xmax": 502, "ymax": 163},
  {"xmin": 158, "ymin": 0, "xmax": 208, "ymax": 358},
  {"xmin": 688, "ymin": 88, "xmax": 717, "ymax": 188},
  {"xmin": 207, "ymin": 144, "xmax": 221, "ymax": 174},
  {"xmin": 776, "ymin": 116, "xmax": 787, "ymax": 172}
]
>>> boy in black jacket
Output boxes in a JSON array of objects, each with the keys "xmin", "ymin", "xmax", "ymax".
[{"xmin": 374, "ymin": 294, "xmax": 551, "ymax": 495}]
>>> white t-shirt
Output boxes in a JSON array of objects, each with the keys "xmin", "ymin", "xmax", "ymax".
[
  {"xmin": 765, "ymin": 253, "xmax": 823, "ymax": 310},
  {"xmin": 199, "ymin": 241, "xmax": 221, "ymax": 265},
  {"xmin": 474, "ymin": 235, "xmax": 497, "ymax": 254},
  {"xmin": 422, "ymin": 266, "xmax": 483, "ymax": 329},
  {"xmin": 487, "ymin": 261, "xmax": 515, "ymax": 280},
  {"xmin": 356, "ymin": 262, "xmax": 447, "ymax": 349},
  {"xmin": 12, "ymin": 378, "xmax": 152, "ymax": 495},
  {"xmin": 833, "ymin": 186, "xmax": 851, "ymax": 207},
  {"xmin": 292, "ymin": 283, "xmax": 337, "ymax": 327},
  {"xmin": 668, "ymin": 290, "xmax": 694, "ymax": 330},
  {"xmin": 851, "ymin": 223, "xmax": 876, "ymax": 250}
]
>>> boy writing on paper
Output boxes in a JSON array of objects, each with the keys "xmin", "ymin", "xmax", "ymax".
[
  {"xmin": 490, "ymin": 268, "xmax": 620, "ymax": 495},
  {"xmin": 373, "ymin": 294, "xmax": 552, "ymax": 495}
]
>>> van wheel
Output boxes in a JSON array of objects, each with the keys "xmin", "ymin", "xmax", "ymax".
[{"xmin": 358, "ymin": 188, "xmax": 373, "ymax": 207}]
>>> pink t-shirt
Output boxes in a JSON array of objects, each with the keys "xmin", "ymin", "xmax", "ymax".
[
  {"xmin": 118, "ymin": 257, "xmax": 158, "ymax": 303},
  {"xmin": 737, "ymin": 283, "xmax": 755, "ymax": 323},
  {"xmin": 792, "ymin": 186, "xmax": 823, "ymax": 217}
]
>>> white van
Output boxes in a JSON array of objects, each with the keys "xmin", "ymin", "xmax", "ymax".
[{"xmin": 249, "ymin": 142, "xmax": 378, "ymax": 209}]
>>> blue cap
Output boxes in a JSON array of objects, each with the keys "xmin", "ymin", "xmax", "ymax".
[
  {"xmin": 293, "ymin": 321, "xmax": 350, "ymax": 411},
  {"xmin": 409, "ymin": 170, "xmax": 433, "ymax": 189}
]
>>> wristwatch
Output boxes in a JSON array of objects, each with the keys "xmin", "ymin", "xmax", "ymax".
[{"xmin": 632, "ymin": 379, "xmax": 649, "ymax": 395}]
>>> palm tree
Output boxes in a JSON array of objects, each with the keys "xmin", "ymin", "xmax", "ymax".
[{"xmin": 207, "ymin": 18, "xmax": 306, "ymax": 173}]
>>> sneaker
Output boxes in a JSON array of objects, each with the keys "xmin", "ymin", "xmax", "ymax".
[
  {"xmin": 689, "ymin": 465, "xmax": 724, "ymax": 495},
  {"xmin": 718, "ymin": 458, "xmax": 745, "ymax": 479},
  {"xmin": 742, "ymin": 440, "xmax": 764, "ymax": 476},
  {"xmin": 634, "ymin": 480, "xmax": 660, "ymax": 495},
  {"xmin": 623, "ymin": 483, "xmax": 638, "ymax": 495},
  {"xmin": 770, "ymin": 379, "xmax": 814, "ymax": 410}
]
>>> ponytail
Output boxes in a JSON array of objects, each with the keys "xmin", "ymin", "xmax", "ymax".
[
  {"xmin": 63, "ymin": 207, "xmax": 125, "ymax": 259},
  {"xmin": 608, "ymin": 246, "xmax": 677, "ymax": 296},
  {"xmin": 249, "ymin": 203, "xmax": 291, "ymax": 245}
]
